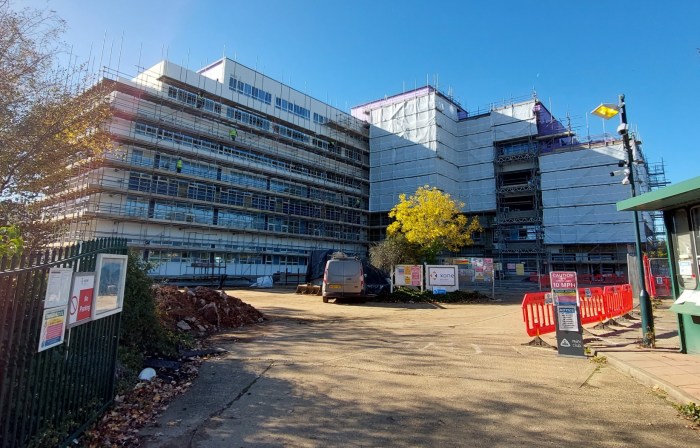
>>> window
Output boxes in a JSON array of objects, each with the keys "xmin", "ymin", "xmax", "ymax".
[
  {"xmin": 226, "ymin": 107, "xmax": 271, "ymax": 131},
  {"xmin": 313, "ymin": 113, "xmax": 327, "ymax": 125},
  {"xmin": 672, "ymin": 209, "xmax": 697, "ymax": 290},
  {"xmin": 275, "ymin": 98, "xmax": 310, "ymax": 120},
  {"xmin": 229, "ymin": 77, "xmax": 272, "ymax": 104},
  {"xmin": 691, "ymin": 207, "xmax": 700, "ymax": 290}
]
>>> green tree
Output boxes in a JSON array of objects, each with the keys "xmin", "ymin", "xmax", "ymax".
[
  {"xmin": 387, "ymin": 185, "xmax": 481, "ymax": 263},
  {"xmin": 369, "ymin": 233, "xmax": 419, "ymax": 274},
  {"xmin": 0, "ymin": 1, "xmax": 112, "ymax": 246},
  {"xmin": 0, "ymin": 225, "xmax": 23, "ymax": 257}
]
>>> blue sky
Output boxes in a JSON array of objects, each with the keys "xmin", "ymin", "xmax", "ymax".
[{"xmin": 23, "ymin": 0, "xmax": 700, "ymax": 184}]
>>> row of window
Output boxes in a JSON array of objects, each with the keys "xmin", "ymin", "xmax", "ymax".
[
  {"xmin": 147, "ymin": 250, "xmax": 307, "ymax": 266},
  {"xmin": 133, "ymin": 121, "xmax": 364, "ymax": 192},
  {"xmin": 123, "ymin": 197, "xmax": 365, "ymax": 240},
  {"xmin": 126, "ymin": 172, "xmax": 366, "ymax": 224},
  {"xmin": 275, "ymin": 98, "xmax": 310, "ymax": 120},
  {"xmin": 165, "ymin": 84, "xmax": 363, "ymax": 163},
  {"xmin": 136, "ymin": 236, "xmax": 310, "ymax": 254},
  {"xmin": 130, "ymin": 150, "xmax": 364, "ymax": 207},
  {"xmin": 229, "ymin": 77, "xmax": 273, "ymax": 104},
  {"xmin": 167, "ymin": 86, "xmax": 222, "ymax": 114},
  {"xmin": 226, "ymin": 106, "xmax": 271, "ymax": 131}
]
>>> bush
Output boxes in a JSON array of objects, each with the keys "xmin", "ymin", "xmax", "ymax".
[
  {"xmin": 117, "ymin": 251, "xmax": 189, "ymax": 388},
  {"xmin": 385, "ymin": 287, "xmax": 490, "ymax": 303}
]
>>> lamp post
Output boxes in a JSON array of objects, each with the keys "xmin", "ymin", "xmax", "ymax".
[{"xmin": 592, "ymin": 94, "xmax": 654, "ymax": 347}]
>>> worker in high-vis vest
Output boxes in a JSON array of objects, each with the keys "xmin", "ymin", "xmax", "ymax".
[
  {"xmin": 176, "ymin": 158, "xmax": 183, "ymax": 173},
  {"xmin": 229, "ymin": 128, "xmax": 238, "ymax": 141}
]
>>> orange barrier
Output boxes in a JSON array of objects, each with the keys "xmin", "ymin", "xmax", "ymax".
[
  {"xmin": 578, "ymin": 287, "xmax": 606, "ymax": 325},
  {"xmin": 521, "ymin": 284, "xmax": 634, "ymax": 336},
  {"xmin": 521, "ymin": 292, "xmax": 555, "ymax": 337}
]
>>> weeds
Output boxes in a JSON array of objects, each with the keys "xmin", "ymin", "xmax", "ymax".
[
  {"xmin": 675, "ymin": 402, "xmax": 700, "ymax": 426},
  {"xmin": 590, "ymin": 354, "xmax": 607, "ymax": 364}
]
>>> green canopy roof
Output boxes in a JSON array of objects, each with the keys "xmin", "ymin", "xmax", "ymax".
[{"xmin": 617, "ymin": 176, "xmax": 700, "ymax": 212}]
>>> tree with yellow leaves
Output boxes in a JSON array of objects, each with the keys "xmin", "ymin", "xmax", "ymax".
[{"xmin": 387, "ymin": 186, "xmax": 481, "ymax": 263}]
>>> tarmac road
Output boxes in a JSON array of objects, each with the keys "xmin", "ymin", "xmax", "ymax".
[{"xmin": 140, "ymin": 289, "xmax": 700, "ymax": 447}]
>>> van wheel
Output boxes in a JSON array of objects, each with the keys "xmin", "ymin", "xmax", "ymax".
[{"xmin": 322, "ymin": 297, "xmax": 329, "ymax": 303}]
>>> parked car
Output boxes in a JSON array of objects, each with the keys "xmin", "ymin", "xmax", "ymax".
[
  {"xmin": 322, "ymin": 256, "xmax": 364, "ymax": 302},
  {"xmin": 362, "ymin": 262, "xmax": 390, "ymax": 298}
]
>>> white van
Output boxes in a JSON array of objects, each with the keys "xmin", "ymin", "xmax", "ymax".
[{"xmin": 322, "ymin": 257, "xmax": 364, "ymax": 302}]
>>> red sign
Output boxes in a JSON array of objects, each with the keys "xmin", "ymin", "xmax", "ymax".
[
  {"xmin": 68, "ymin": 273, "xmax": 95, "ymax": 327},
  {"xmin": 550, "ymin": 271, "xmax": 578, "ymax": 305},
  {"xmin": 550, "ymin": 272, "xmax": 577, "ymax": 289},
  {"xmin": 76, "ymin": 288, "xmax": 94, "ymax": 321}
]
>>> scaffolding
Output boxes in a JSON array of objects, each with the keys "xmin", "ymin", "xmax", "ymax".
[
  {"xmin": 646, "ymin": 159, "xmax": 671, "ymax": 244},
  {"xmin": 43, "ymin": 59, "xmax": 370, "ymax": 284}
]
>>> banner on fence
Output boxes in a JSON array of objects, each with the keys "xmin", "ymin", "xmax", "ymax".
[
  {"xmin": 426, "ymin": 265, "xmax": 459, "ymax": 292},
  {"xmin": 394, "ymin": 265, "xmax": 423, "ymax": 288},
  {"xmin": 453, "ymin": 257, "xmax": 494, "ymax": 285},
  {"xmin": 44, "ymin": 267, "xmax": 73, "ymax": 309},
  {"xmin": 38, "ymin": 307, "xmax": 67, "ymax": 352}
]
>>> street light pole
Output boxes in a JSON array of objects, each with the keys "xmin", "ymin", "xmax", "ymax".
[{"xmin": 617, "ymin": 94, "xmax": 654, "ymax": 346}]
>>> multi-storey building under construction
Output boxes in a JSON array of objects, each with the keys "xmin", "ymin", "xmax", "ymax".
[
  {"xmin": 47, "ymin": 58, "xmax": 369, "ymax": 282},
  {"xmin": 352, "ymin": 87, "xmax": 654, "ymax": 278},
  {"xmin": 48, "ymin": 58, "xmax": 659, "ymax": 282}
]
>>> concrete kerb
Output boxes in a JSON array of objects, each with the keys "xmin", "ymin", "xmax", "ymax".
[{"xmin": 595, "ymin": 350, "xmax": 698, "ymax": 406}]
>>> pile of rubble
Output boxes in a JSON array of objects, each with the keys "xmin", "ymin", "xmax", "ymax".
[{"xmin": 152, "ymin": 285, "xmax": 265, "ymax": 335}]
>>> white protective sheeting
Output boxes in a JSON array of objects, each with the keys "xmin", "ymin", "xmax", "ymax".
[
  {"xmin": 370, "ymin": 94, "xmax": 435, "ymax": 149},
  {"xmin": 371, "ymin": 175, "xmax": 440, "ymax": 211},
  {"xmin": 458, "ymin": 179, "xmax": 497, "ymax": 212},
  {"xmin": 491, "ymin": 102, "xmax": 537, "ymax": 142},
  {"xmin": 544, "ymin": 222, "xmax": 636, "ymax": 245},
  {"xmin": 540, "ymin": 143, "xmax": 640, "ymax": 244}
]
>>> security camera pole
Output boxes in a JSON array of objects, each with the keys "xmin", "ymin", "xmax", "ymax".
[
  {"xmin": 617, "ymin": 94, "xmax": 654, "ymax": 346},
  {"xmin": 592, "ymin": 95, "xmax": 654, "ymax": 346}
]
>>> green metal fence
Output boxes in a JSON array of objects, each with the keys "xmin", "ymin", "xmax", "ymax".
[{"xmin": 0, "ymin": 238, "xmax": 127, "ymax": 447}]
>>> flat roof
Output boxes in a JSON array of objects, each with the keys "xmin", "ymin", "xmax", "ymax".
[{"xmin": 617, "ymin": 176, "xmax": 700, "ymax": 211}]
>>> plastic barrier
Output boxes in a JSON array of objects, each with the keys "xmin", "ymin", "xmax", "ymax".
[
  {"xmin": 578, "ymin": 287, "xmax": 606, "ymax": 325},
  {"xmin": 521, "ymin": 284, "xmax": 633, "ymax": 336},
  {"xmin": 521, "ymin": 292, "xmax": 555, "ymax": 337}
]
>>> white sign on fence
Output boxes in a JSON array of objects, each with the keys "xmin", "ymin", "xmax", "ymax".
[{"xmin": 426, "ymin": 265, "xmax": 459, "ymax": 292}]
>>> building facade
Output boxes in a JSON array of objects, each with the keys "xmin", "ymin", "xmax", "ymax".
[
  {"xmin": 351, "ymin": 87, "xmax": 651, "ymax": 277},
  {"xmin": 49, "ymin": 59, "xmax": 655, "ymax": 281},
  {"xmin": 46, "ymin": 58, "xmax": 370, "ymax": 281}
]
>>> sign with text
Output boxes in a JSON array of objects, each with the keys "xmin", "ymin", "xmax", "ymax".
[
  {"xmin": 550, "ymin": 271, "xmax": 584, "ymax": 357},
  {"xmin": 68, "ymin": 273, "xmax": 95, "ymax": 328},
  {"xmin": 394, "ymin": 265, "xmax": 423, "ymax": 287},
  {"xmin": 555, "ymin": 305, "xmax": 585, "ymax": 357},
  {"xmin": 550, "ymin": 271, "xmax": 578, "ymax": 305},
  {"xmin": 38, "ymin": 307, "xmax": 67, "ymax": 352},
  {"xmin": 44, "ymin": 268, "xmax": 73, "ymax": 309},
  {"xmin": 454, "ymin": 258, "xmax": 494, "ymax": 285},
  {"xmin": 426, "ymin": 265, "xmax": 459, "ymax": 292}
]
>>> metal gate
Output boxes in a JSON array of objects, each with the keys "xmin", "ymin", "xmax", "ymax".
[{"xmin": 0, "ymin": 238, "xmax": 127, "ymax": 447}]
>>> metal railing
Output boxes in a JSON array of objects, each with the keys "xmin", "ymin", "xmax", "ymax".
[{"xmin": 0, "ymin": 238, "xmax": 127, "ymax": 447}]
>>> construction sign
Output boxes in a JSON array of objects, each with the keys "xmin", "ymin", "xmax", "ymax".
[
  {"xmin": 394, "ymin": 265, "xmax": 423, "ymax": 288},
  {"xmin": 38, "ymin": 307, "xmax": 67, "ymax": 352},
  {"xmin": 550, "ymin": 271, "xmax": 585, "ymax": 357}
]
